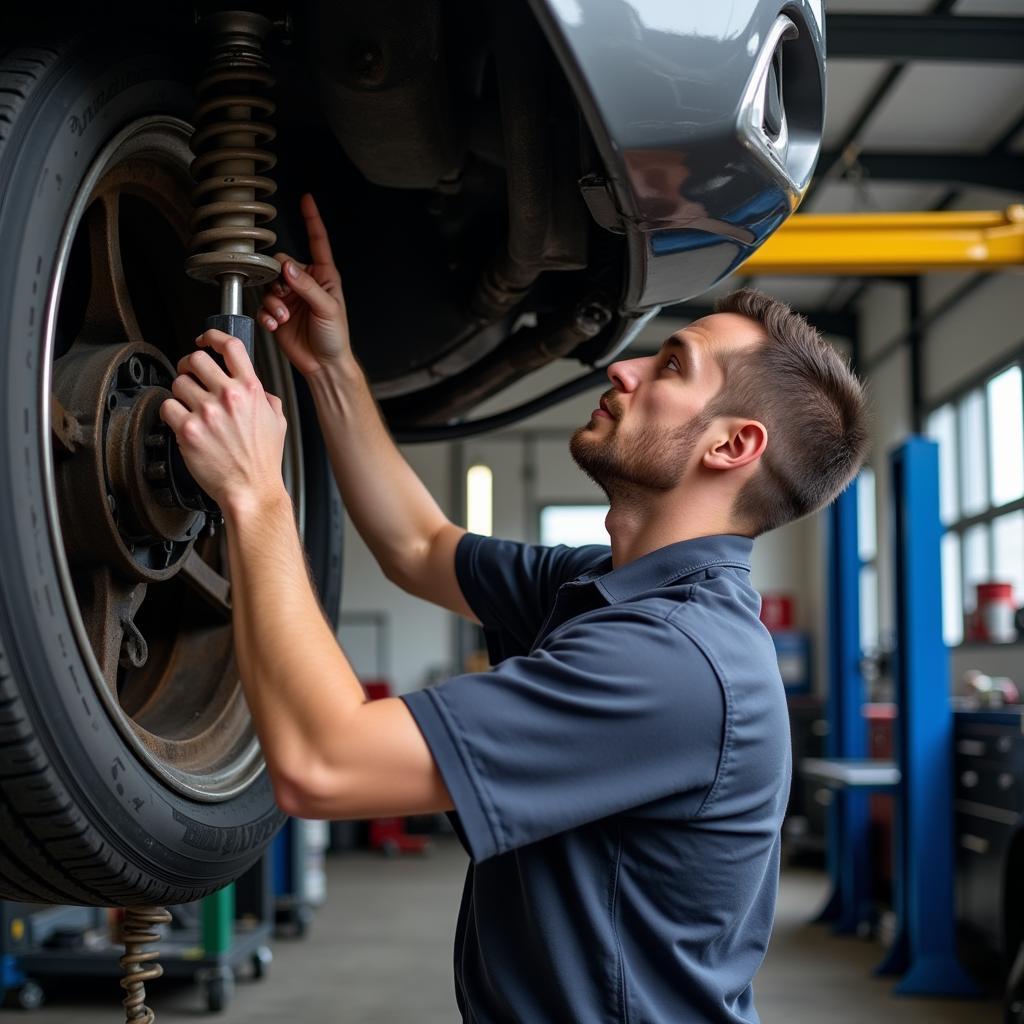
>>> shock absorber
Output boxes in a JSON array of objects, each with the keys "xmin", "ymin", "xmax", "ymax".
[
  {"xmin": 163, "ymin": 9, "xmax": 282, "ymax": 513},
  {"xmin": 119, "ymin": 905, "xmax": 172, "ymax": 1024},
  {"xmin": 185, "ymin": 9, "xmax": 280, "ymax": 311}
]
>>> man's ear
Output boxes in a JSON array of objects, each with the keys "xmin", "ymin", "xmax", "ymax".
[{"xmin": 702, "ymin": 419, "xmax": 767, "ymax": 472}]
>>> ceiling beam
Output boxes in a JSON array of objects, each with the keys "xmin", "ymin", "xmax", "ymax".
[
  {"xmin": 833, "ymin": 92, "xmax": 1024, "ymax": 319},
  {"xmin": 827, "ymin": 14, "xmax": 1024, "ymax": 63},
  {"xmin": 800, "ymin": 1, "xmax": 957, "ymax": 216},
  {"xmin": 816, "ymin": 150, "xmax": 1024, "ymax": 193}
]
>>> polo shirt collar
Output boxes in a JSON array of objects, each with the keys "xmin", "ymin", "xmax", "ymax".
[{"xmin": 584, "ymin": 534, "xmax": 753, "ymax": 604}]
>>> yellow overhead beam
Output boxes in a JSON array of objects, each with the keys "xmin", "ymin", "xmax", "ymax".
[{"xmin": 741, "ymin": 205, "xmax": 1024, "ymax": 275}]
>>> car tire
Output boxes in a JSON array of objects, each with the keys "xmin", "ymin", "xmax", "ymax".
[{"xmin": 0, "ymin": 40, "xmax": 342, "ymax": 907}]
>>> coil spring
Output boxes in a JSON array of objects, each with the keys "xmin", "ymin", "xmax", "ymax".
[
  {"xmin": 119, "ymin": 905, "xmax": 172, "ymax": 1023},
  {"xmin": 185, "ymin": 12, "xmax": 280, "ymax": 287}
]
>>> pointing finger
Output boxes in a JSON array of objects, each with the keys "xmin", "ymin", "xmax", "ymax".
[{"xmin": 301, "ymin": 193, "xmax": 336, "ymax": 268}]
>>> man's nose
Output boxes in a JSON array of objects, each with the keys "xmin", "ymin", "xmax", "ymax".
[{"xmin": 606, "ymin": 354, "xmax": 651, "ymax": 393}]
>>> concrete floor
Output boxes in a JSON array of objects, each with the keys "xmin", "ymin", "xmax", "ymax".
[{"xmin": 18, "ymin": 835, "xmax": 999, "ymax": 1022}]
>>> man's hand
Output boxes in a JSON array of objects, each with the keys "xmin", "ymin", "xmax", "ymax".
[
  {"xmin": 260, "ymin": 193, "xmax": 351, "ymax": 379},
  {"xmin": 159, "ymin": 329, "xmax": 288, "ymax": 516}
]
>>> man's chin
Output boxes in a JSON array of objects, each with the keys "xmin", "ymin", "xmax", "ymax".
[
  {"xmin": 570, "ymin": 428, "xmax": 613, "ymax": 481},
  {"xmin": 579, "ymin": 414, "xmax": 613, "ymax": 434}
]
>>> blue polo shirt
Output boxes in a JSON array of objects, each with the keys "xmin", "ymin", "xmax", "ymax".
[{"xmin": 401, "ymin": 532, "xmax": 791, "ymax": 1024}]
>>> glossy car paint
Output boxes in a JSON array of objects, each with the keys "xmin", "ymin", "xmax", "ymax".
[{"xmin": 531, "ymin": 0, "xmax": 826, "ymax": 310}]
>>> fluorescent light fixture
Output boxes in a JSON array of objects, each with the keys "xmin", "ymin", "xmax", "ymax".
[{"xmin": 466, "ymin": 464, "xmax": 493, "ymax": 537}]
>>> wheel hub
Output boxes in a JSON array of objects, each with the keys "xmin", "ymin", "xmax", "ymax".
[{"xmin": 52, "ymin": 342, "xmax": 202, "ymax": 581}]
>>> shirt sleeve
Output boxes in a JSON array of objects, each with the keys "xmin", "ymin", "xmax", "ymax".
[
  {"xmin": 400, "ymin": 606, "xmax": 725, "ymax": 862},
  {"xmin": 456, "ymin": 533, "xmax": 610, "ymax": 657}
]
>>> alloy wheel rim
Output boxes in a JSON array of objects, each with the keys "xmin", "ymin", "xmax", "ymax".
[{"xmin": 39, "ymin": 116, "xmax": 303, "ymax": 802}]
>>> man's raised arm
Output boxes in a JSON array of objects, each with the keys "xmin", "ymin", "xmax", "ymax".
[{"xmin": 259, "ymin": 194, "xmax": 477, "ymax": 622}]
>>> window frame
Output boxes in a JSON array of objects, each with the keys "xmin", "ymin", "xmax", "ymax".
[
  {"xmin": 925, "ymin": 340, "xmax": 1024, "ymax": 647},
  {"xmin": 856, "ymin": 466, "xmax": 880, "ymax": 656},
  {"xmin": 536, "ymin": 501, "xmax": 611, "ymax": 548}
]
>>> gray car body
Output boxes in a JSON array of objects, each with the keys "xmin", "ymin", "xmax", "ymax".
[{"xmin": 533, "ymin": 0, "xmax": 825, "ymax": 324}]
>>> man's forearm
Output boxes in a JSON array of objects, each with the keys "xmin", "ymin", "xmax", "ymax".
[
  {"xmin": 221, "ymin": 487, "xmax": 364, "ymax": 785},
  {"xmin": 306, "ymin": 358, "xmax": 452, "ymax": 585},
  {"xmin": 221, "ymin": 487, "xmax": 453, "ymax": 820}
]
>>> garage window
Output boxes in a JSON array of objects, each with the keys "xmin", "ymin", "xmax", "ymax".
[
  {"xmin": 926, "ymin": 353, "xmax": 1024, "ymax": 646},
  {"xmin": 538, "ymin": 504, "xmax": 609, "ymax": 547}
]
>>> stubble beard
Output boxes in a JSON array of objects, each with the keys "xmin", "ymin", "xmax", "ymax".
[{"xmin": 569, "ymin": 410, "xmax": 709, "ymax": 503}]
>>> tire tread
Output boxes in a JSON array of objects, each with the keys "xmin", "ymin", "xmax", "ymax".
[{"xmin": 0, "ymin": 41, "xmax": 299, "ymax": 910}]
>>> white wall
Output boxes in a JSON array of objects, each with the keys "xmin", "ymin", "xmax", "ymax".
[
  {"xmin": 923, "ymin": 274, "xmax": 1023, "ymax": 404},
  {"xmin": 339, "ymin": 443, "xmax": 455, "ymax": 695}
]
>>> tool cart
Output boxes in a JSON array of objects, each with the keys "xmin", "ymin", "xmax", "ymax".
[{"xmin": 0, "ymin": 854, "xmax": 274, "ymax": 1013}]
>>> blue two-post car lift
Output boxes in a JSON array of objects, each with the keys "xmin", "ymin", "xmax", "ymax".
[{"xmin": 805, "ymin": 437, "xmax": 978, "ymax": 997}]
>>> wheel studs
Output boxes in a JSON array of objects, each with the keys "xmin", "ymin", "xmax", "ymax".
[{"xmin": 127, "ymin": 356, "xmax": 145, "ymax": 385}]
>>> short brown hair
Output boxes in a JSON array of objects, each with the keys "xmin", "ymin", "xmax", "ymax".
[{"xmin": 708, "ymin": 288, "xmax": 869, "ymax": 536}]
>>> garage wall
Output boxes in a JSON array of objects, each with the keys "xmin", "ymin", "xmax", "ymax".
[
  {"xmin": 923, "ymin": 274, "xmax": 1022, "ymax": 404},
  {"xmin": 858, "ymin": 279, "xmax": 913, "ymax": 652},
  {"xmin": 339, "ymin": 443, "xmax": 455, "ymax": 695}
]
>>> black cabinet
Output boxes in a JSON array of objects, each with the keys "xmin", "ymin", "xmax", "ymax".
[
  {"xmin": 786, "ymin": 697, "xmax": 829, "ymax": 858},
  {"xmin": 954, "ymin": 708, "xmax": 1024, "ymax": 993}
]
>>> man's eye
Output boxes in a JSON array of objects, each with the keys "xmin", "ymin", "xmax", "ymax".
[{"xmin": 664, "ymin": 356, "xmax": 680, "ymax": 373}]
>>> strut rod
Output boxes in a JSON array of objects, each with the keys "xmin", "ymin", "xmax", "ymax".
[{"xmin": 741, "ymin": 205, "xmax": 1024, "ymax": 275}]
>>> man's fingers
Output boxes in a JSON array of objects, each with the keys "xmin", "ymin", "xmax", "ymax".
[
  {"xmin": 193, "ymin": 329, "xmax": 259, "ymax": 384},
  {"xmin": 177, "ymin": 347, "xmax": 229, "ymax": 392},
  {"xmin": 260, "ymin": 291, "xmax": 290, "ymax": 330},
  {"xmin": 170, "ymin": 371, "xmax": 207, "ymax": 410},
  {"xmin": 301, "ymin": 193, "xmax": 336, "ymax": 267},
  {"xmin": 270, "ymin": 251, "xmax": 306, "ymax": 298},
  {"xmin": 280, "ymin": 259, "xmax": 339, "ymax": 320},
  {"xmin": 159, "ymin": 397, "xmax": 189, "ymax": 433}
]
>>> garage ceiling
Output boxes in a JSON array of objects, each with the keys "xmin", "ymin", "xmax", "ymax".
[{"xmin": 669, "ymin": 0, "xmax": 1024, "ymax": 326}]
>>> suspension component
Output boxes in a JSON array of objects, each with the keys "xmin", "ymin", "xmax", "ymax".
[
  {"xmin": 169, "ymin": 10, "xmax": 283, "ymax": 516},
  {"xmin": 185, "ymin": 10, "xmax": 280, "ymax": 307},
  {"xmin": 119, "ymin": 905, "xmax": 172, "ymax": 1023}
]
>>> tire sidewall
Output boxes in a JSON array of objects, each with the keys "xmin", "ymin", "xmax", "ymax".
[{"xmin": 0, "ymin": 43, "xmax": 287, "ymax": 899}]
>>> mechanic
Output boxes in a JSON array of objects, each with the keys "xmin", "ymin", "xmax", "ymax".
[{"xmin": 160, "ymin": 193, "xmax": 869, "ymax": 1024}]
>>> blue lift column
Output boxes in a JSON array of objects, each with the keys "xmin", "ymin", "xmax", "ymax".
[
  {"xmin": 817, "ymin": 479, "xmax": 873, "ymax": 934},
  {"xmin": 879, "ymin": 437, "xmax": 976, "ymax": 996}
]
